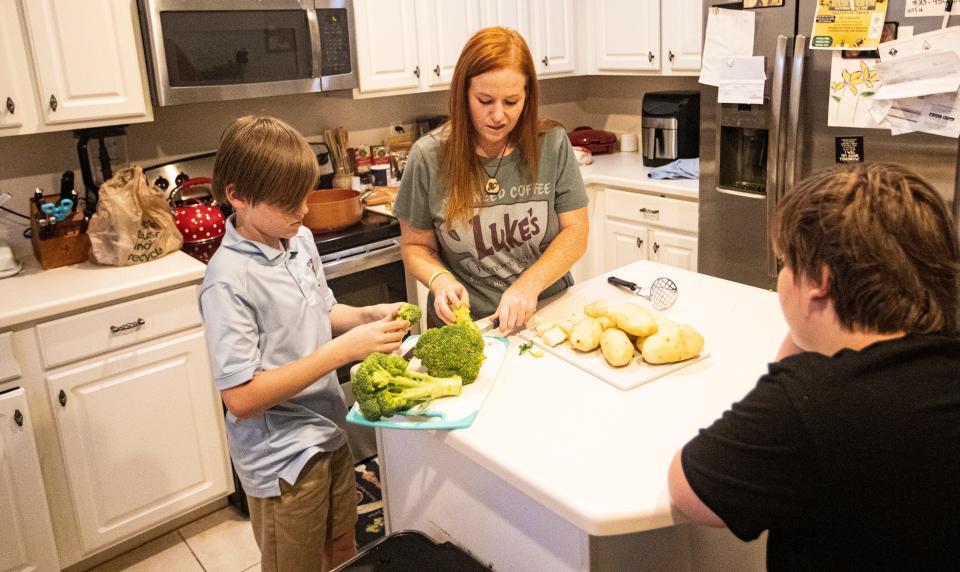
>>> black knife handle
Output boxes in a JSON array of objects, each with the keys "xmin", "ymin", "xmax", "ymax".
[{"xmin": 608, "ymin": 276, "xmax": 638, "ymax": 290}]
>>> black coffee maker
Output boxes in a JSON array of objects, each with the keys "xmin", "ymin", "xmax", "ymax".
[{"xmin": 641, "ymin": 92, "xmax": 700, "ymax": 167}]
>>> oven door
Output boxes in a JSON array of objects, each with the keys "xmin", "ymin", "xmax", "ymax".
[{"xmin": 138, "ymin": 0, "xmax": 322, "ymax": 106}]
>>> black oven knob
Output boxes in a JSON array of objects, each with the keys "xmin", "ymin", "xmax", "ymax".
[
  {"xmin": 175, "ymin": 172, "xmax": 189, "ymax": 186},
  {"xmin": 154, "ymin": 176, "xmax": 169, "ymax": 190}
]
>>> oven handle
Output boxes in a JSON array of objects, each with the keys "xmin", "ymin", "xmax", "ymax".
[{"xmin": 322, "ymin": 240, "xmax": 403, "ymax": 280}]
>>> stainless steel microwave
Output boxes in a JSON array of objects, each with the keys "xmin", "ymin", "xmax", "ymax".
[{"xmin": 137, "ymin": 0, "xmax": 357, "ymax": 106}]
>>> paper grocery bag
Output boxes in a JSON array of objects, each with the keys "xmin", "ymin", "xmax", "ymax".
[{"xmin": 87, "ymin": 166, "xmax": 183, "ymax": 266}]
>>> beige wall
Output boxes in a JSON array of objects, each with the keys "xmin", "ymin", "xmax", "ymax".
[{"xmin": 0, "ymin": 75, "xmax": 700, "ymax": 256}]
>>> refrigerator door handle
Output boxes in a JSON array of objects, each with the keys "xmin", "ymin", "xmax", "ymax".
[
  {"xmin": 766, "ymin": 35, "xmax": 791, "ymax": 280},
  {"xmin": 784, "ymin": 35, "xmax": 807, "ymax": 201}
]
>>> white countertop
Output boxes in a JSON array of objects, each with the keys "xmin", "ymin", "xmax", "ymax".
[
  {"xmin": 426, "ymin": 261, "xmax": 786, "ymax": 536},
  {"xmin": 0, "ymin": 251, "xmax": 206, "ymax": 329},
  {"xmin": 579, "ymin": 153, "xmax": 699, "ymax": 200}
]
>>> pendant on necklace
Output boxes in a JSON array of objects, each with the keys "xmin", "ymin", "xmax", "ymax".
[{"xmin": 485, "ymin": 177, "xmax": 501, "ymax": 195}]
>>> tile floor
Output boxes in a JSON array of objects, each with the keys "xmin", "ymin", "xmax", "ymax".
[{"xmin": 90, "ymin": 507, "xmax": 262, "ymax": 572}]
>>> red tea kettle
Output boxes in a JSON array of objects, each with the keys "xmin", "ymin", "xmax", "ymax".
[{"xmin": 169, "ymin": 177, "xmax": 226, "ymax": 262}]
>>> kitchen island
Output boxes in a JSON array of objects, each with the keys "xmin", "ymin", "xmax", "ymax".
[{"xmin": 377, "ymin": 261, "xmax": 786, "ymax": 571}]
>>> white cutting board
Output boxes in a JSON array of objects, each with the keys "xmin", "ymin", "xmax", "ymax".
[
  {"xmin": 346, "ymin": 335, "xmax": 508, "ymax": 429},
  {"xmin": 519, "ymin": 281, "xmax": 708, "ymax": 391}
]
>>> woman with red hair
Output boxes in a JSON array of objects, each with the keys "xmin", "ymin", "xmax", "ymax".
[{"xmin": 394, "ymin": 27, "xmax": 589, "ymax": 333}]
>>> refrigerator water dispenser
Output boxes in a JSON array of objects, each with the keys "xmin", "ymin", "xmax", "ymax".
[{"xmin": 719, "ymin": 126, "xmax": 768, "ymax": 195}]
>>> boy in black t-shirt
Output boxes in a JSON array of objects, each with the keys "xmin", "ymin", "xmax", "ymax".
[{"xmin": 668, "ymin": 163, "xmax": 960, "ymax": 570}]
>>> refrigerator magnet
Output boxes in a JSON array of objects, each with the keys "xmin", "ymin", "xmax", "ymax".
[{"xmin": 836, "ymin": 136, "xmax": 865, "ymax": 164}]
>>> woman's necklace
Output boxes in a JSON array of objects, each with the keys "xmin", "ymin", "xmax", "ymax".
[{"xmin": 481, "ymin": 142, "xmax": 509, "ymax": 195}]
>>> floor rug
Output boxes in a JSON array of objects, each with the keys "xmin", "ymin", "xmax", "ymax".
[{"xmin": 354, "ymin": 456, "xmax": 385, "ymax": 549}]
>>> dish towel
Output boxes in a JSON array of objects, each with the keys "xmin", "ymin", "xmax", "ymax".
[{"xmin": 648, "ymin": 158, "xmax": 700, "ymax": 180}]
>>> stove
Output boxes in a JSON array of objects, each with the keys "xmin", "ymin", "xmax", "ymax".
[
  {"xmin": 313, "ymin": 211, "xmax": 400, "ymax": 257},
  {"xmin": 140, "ymin": 146, "xmax": 400, "ymax": 264}
]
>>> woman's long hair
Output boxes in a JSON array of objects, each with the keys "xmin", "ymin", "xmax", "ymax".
[{"xmin": 440, "ymin": 27, "xmax": 544, "ymax": 227}]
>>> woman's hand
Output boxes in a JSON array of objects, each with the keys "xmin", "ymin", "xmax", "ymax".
[
  {"xmin": 432, "ymin": 273, "xmax": 469, "ymax": 324},
  {"xmin": 493, "ymin": 280, "xmax": 539, "ymax": 333},
  {"xmin": 334, "ymin": 316, "xmax": 409, "ymax": 362}
]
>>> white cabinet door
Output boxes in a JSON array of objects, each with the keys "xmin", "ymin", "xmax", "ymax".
[
  {"xmin": 661, "ymin": 0, "xmax": 702, "ymax": 73},
  {"xmin": 0, "ymin": 0, "xmax": 38, "ymax": 134},
  {"xmin": 47, "ymin": 331, "xmax": 230, "ymax": 554},
  {"xmin": 0, "ymin": 389, "xmax": 59, "ymax": 572},
  {"xmin": 592, "ymin": 0, "xmax": 660, "ymax": 72},
  {"xmin": 20, "ymin": 0, "xmax": 147, "ymax": 125},
  {"xmin": 419, "ymin": 0, "xmax": 482, "ymax": 87},
  {"xmin": 603, "ymin": 219, "xmax": 649, "ymax": 274},
  {"xmin": 650, "ymin": 227, "xmax": 698, "ymax": 271},
  {"xmin": 481, "ymin": 0, "xmax": 531, "ymax": 41},
  {"xmin": 530, "ymin": 0, "xmax": 575, "ymax": 76},
  {"xmin": 355, "ymin": 0, "xmax": 421, "ymax": 92}
]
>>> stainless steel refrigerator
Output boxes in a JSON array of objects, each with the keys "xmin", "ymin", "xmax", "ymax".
[{"xmin": 698, "ymin": 0, "xmax": 960, "ymax": 289}]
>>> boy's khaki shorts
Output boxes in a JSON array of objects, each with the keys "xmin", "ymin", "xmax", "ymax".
[{"xmin": 247, "ymin": 444, "xmax": 357, "ymax": 572}]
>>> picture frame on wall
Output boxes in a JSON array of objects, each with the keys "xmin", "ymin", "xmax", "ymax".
[{"xmin": 743, "ymin": 0, "xmax": 785, "ymax": 8}]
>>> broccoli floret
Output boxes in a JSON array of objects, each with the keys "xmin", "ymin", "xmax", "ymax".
[
  {"xmin": 352, "ymin": 352, "xmax": 462, "ymax": 421},
  {"xmin": 396, "ymin": 303, "xmax": 422, "ymax": 324},
  {"xmin": 414, "ymin": 311, "xmax": 486, "ymax": 384},
  {"xmin": 452, "ymin": 304, "xmax": 476, "ymax": 329}
]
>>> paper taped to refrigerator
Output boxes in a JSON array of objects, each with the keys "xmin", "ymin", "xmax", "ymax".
[
  {"xmin": 718, "ymin": 56, "xmax": 766, "ymax": 104},
  {"xmin": 904, "ymin": 0, "xmax": 960, "ymax": 17},
  {"xmin": 873, "ymin": 51, "xmax": 960, "ymax": 100},
  {"xmin": 700, "ymin": 8, "xmax": 756, "ymax": 87}
]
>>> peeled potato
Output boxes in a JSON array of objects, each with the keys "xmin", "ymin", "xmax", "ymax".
[
  {"xmin": 570, "ymin": 317, "xmax": 603, "ymax": 351},
  {"xmin": 596, "ymin": 316, "xmax": 615, "ymax": 330},
  {"xmin": 609, "ymin": 303, "xmax": 658, "ymax": 337},
  {"xmin": 535, "ymin": 321, "xmax": 555, "ymax": 337},
  {"xmin": 641, "ymin": 323, "xmax": 704, "ymax": 364},
  {"xmin": 634, "ymin": 335, "xmax": 649, "ymax": 353},
  {"xmin": 584, "ymin": 299, "xmax": 609, "ymax": 318},
  {"xmin": 541, "ymin": 326, "xmax": 568, "ymax": 347},
  {"xmin": 600, "ymin": 328, "xmax": 634, "ymax": 367},
  {"xmin": 557, "ymin": 318, "xmax": 577, "ymax": 335}
]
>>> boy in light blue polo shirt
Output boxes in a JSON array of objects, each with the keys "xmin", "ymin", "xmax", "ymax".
[{"xmin": 199, "ymin": 116, "xmax": 409, "ymax": 571}]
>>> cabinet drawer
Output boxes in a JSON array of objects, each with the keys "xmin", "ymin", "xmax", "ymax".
[
  {"xmin": 37, "ymin": 286, "xmax": 201, "ymax": 368},
  {"xmin": 604, "ymin": 188, "xmax": 698, "ymax": 232}
]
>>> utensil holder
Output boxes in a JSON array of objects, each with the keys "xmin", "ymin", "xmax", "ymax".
[
  {"xmin": 332, "ymin": 172, "xmax": 354, "ymax": 189},
  {"xmin": 30, "ymin": 194, "xmax": 90, "ymax": 269}
]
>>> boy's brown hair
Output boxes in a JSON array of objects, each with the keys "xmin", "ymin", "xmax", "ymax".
[
  {"xmin": 212, "ymin": 116, "xmax": 319, "ymax": 211},
  {"xmin": 772, "ymin": 163, "xmax": 959, "ymax": 334}
]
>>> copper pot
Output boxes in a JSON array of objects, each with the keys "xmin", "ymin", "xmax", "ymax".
[{"xmin": 304, "ymin": 188, "xmax": 363, "ymax": 233}]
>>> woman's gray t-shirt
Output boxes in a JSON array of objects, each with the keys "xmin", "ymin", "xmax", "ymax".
[{"xmin": 393, "ymin": 126, "xmax": 588, "ymax": 320}]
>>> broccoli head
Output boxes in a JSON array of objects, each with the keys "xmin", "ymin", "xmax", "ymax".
[
  {"xmin": 396, "ymin": 303, "xmax": 422, "ymax": 324},
  {"xmin": 414, "ymin": 316, "xmax": 486, "ymax": 384},
  {"xmin": 352, "ymin": 352, "xmax": 462, "ymax": 421}
]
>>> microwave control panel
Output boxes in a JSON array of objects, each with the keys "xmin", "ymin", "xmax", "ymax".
[{"xmin": 319, "ymin": 9, "xmax": 352, "ymax": 76}]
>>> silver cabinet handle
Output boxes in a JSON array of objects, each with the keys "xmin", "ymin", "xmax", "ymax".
[
  {"xmin": 110, "ymin": 318, "xmax": 145, "ymax": 334},
  {"xmin": 413, "ymin": 65, "xmax": 420, "ymax": 78},
  {"xmin": 5, "ymin": 97, "xmax": 13, "ymax": 114},
  {"xmin": 433, "ymin": 65, "xmax": 440, "ymax": 77},
  {"xmin": 648, "ymin": 51, "xmax": 655, "ymax": 62},
  {"xmin": 49, "ymin": 94, "xmax": 58, "ymax": 111},
  {"xmin": 541, "ymin": 56, "xmax": 549, "ymax": 66}
]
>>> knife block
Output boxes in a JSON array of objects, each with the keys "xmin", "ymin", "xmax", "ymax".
[{"xmin": 30, "ymin": 195, "xmax": 91, "ymax": 269}]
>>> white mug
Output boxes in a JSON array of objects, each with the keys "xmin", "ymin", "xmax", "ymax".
[{"xmin": 620, "ymin": 133, "xmax": 639, "ymax": 152}]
